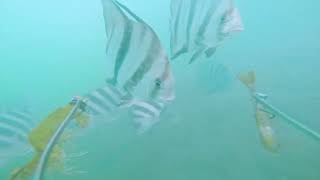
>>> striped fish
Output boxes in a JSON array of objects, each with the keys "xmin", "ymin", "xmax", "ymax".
[
  {"xmin": 131, "ymin": 100, "xmax": 167, "ymax": 134},
  {"xmin": 0, "ymin": 109, "xmax": 35, "ymax": 143},
  {"xmin": 170, "ymin": 0, "xmax": 244, "ymax": 63},
  {"xmin": 0, "ymin": 109, "xmax": 35, "ymax": 165},
  {"xmin": 102, "ymin": 0, "xmax": 175, "ymax": 102},
  {"xmin": 85, "ymin": 84, "xmax": 170, "ymax": 133},
  {"xmin": 85, "ymin": 84, "xmax": 124, "ymax": 118}
]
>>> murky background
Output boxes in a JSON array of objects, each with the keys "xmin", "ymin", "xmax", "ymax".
[{"xmin": 1, "ymin": 0, "xmax": 319, "ymax": 179}]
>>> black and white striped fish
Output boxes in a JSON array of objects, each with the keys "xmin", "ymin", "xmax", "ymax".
[
  {"xmin": 85, "ymin": 84, "xmax": 124, "ymax": 118},
  {"xmin": 170, "ymin": 0, "xmax": 244, "ymax": 63},
  {"xmin": 85, "ymin": 83, "xmax": 170, "ymax": 133},
  {"xmin": 101, "ymin": 0, "xmax": 175, "ymax": 102},
  {"xmin": 0, "ymin": 109, "xmax": 35, "ymax": 166},
  {"xmin": 0, "ymin": 109, "xmax": 35, "ymax": 143}
]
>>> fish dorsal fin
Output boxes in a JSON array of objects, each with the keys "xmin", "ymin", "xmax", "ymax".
[
  {"xmin": 114, "ymin": 0, "xmax": 161, "ymax": 38},
  {"xmin": 101, "ymin": 0, "xmax": 152, "ymax": 38},
  {"xmin": 101, "ymin": 0, "xmax": 128, "ymax": 38},
  {"xmin": 238, "ymin": 71, "xmax": 256, "ymax": 89},
  {"xmin": 114, "ymin": 0, "xmax": 145, "ymax": 24}
]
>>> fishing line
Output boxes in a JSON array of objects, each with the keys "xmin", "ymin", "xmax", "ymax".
[
  {"xmin": 33, "ymin": 98, "xmax": 83, "ymax": 180},
  {"xmin": 225, "ymin": 65, "xmax": 320, "ymax": 142}
]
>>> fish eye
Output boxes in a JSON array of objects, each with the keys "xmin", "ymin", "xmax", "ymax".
[{"xmin": 155, "ymin": 79, "xmax": 162, "ymax": 87}]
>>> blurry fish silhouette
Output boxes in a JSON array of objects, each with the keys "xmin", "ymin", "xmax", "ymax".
[
  {"xmin": 238, "ymin": 71, "xmax": 279, "ymax": 153},
  {"xmin": 170, "ymin": 0, "xmax": 244, "ymax": 63},
  {"xmin": 0, "ymin": 109, "xmax": 35, "ymax": 167},
  {"xmin": 102, "ymin": 0, "xmax": 175, "ymax": 102},
  {"xmin": 207, "ymin": 63, "xmax": 234, "ymax": 93}
]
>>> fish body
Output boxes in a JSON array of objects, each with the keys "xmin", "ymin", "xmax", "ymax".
[
  {"xmin": 86, "ymin": 83, "xmax": 173, "ymax": 133},
  {"xmin": 99, "ymin": 0, "xmax": 175, "ymax": 132},
  {"xmin": 101, "ymin": 0, "xmax": 175, "ymax": 102},
  {"xmin": 170, "ymin": 0, "xmax": 244, "ymax": 63}
]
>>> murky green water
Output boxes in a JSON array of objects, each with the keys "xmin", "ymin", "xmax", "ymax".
[{"xmin": 1, "ymin": 0, "xmax": 320, "ymax": 179}]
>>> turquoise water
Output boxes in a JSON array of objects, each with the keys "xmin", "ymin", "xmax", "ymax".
[{"xmin": 1, "ymin": 0, "xmax": 320, "ymax": 179}]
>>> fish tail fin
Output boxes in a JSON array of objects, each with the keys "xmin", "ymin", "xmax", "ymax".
[{"xmin": 237, "ymin": 70, "xmax": 256, "ymax": 90}]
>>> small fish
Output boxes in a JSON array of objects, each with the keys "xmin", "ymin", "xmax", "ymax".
[{"xmin": 170, "ymin": 0, "xmax": 244, "ymax": 63}]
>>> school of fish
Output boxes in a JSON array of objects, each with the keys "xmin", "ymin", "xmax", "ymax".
[{"xmin": 0, "ymin": 0, "xmax": 283, "ymax": 179}]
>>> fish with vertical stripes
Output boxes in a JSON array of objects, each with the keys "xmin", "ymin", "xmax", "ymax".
[
  {"xmin": 170, "ymin": 0, "xmax": 244, "ymax": 63},
  {"xmin": 85, "ymin": 82, "xmax": 172, "ymax": 132},
  {"xmin": 84, "ymin": 83, "xmax": 125, "ymax": 121},
  {"xmin": 0, "ymin": 109, "xmax": 35, "ymax": 166},
  {"xmin": 101, "ymin": 0, "xmax": 175, "ymax": 102}
]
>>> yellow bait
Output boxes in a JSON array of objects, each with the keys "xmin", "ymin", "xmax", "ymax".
[{"xmin": 9, "ymin": 104, "xmax": 89, "ymax": 180}]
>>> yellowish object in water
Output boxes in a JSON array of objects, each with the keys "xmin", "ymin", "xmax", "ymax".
[
  {"xmin": 238, "ymin": 70, "xmax": 279, "ymax": 153},
  {"xmin": 255, "ymin": 104, "xmax": 279, "ymax": 153},
  {"xmin": 237, "ymin": 70, "xmax": 256, "ymax": 90},
  {"xmin": 9, "ymin": 103, "xmax": 89, "ymax": 180}
]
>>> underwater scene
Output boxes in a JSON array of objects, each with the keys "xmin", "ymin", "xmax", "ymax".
[{"xmin": 1, "ymin": 0, "xmax": 320, "ymax": 179}]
